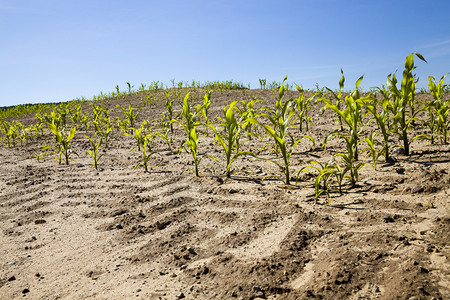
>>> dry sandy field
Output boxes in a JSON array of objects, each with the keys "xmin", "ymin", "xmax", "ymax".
[{"xmin": 0, "ymin": 88, "xmax": 449, "ymax": 299}]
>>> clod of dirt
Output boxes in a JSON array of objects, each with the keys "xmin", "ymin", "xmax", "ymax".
[{"xmin": 411, "ymin": 185, "xmax": 424, "ymax": 193}]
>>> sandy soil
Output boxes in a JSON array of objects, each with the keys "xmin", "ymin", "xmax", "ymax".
[{"xmin": 1, "ymin": 89, "xmax": 449, "ymax": 299}]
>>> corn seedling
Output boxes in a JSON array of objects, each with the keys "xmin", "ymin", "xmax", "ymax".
[
  {"xmin": 299, "ymin": 160, "xmax": 339, "ymax": 202},
  {"xmin": 364, "ymin": 88, "xmax": 394, "ymax": 162},
  {"xmin": 127, "ymin": 82, "xmax": 134, "ymax": 95},
  {"xmin": 238, "ymin": 97, "xmax": 262, "ymax": 141},
  {"xmin": 209, "ymin": 101, "xmax": 253, "ymax": 178},
  {"xmin": 125, "ymin": 120, "xmax": 151, "ymax": 151},
  {"xmin": 2, "ymin": 120, "xmax": 21, "ymax": 147},
  {"xmin": 363, "ymin": 132, "xmax": 383, "ymax": 170},
  {"xmin": 248, "ymin": 76, "xmax": 315, "ymax": 185},
  {"xmin": 199, "ymin": 91, "xmax": 212, "ymax": 135},
  {"xmin": 259, "ymin": 78, "xmax": 267, "ymax": 89},
  {"xmin": 178, "ymin": 93, "xmax": 212, "ymax": 176},
  {"xmin": 85, "ymin": 133, "xmax": 103, "ymax": 170},
  {"xmin": 324, "ymin": 69, "xmax": 346, "ymax": 131},
  {"xmin": 426, "ymin": 74, "xmax": 450, "ymax": 144},
  {"xmin": 134, "ymin": 132, "xmax": 157, "ymax": 173},
  {"xmin": 294, "ymin": 85, "xmax": 314, "ymax": 132},
  {"xmin": 322, "ymin": 74, "xmax": 369, "ymax": 161},
  {"xmin": 386, "ymin": 53, "xmax": 427, "ymax": 155},
  {"xmin": 163, "ymin": 91, "xmax": 175, "ymax": 134},
  {"xmin": 41, "ymin": 124, "xmax": 77, "ymax": 165},
  {"xmin": 116, "ymin": 104, "xmax": 141, "ymax": 134},
  {"xmin": 93, "ymin": 113, "xmax": 114, "ymax": 148}
]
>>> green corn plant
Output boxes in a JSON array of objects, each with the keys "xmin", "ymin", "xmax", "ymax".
[
  {"xmin": 322, "ymin": 75, "xmax": 367, "ymax": 161},
  {"xmin": 299, "ymin": 160, "xmax": 339, "ymax": 202},
  {"xmin": 127, "ymin": 82, "xmax": 134, "ymax": 95},
  {"xmin": 420, "ymin": 99, "xmax": 440, "ymax": 144},
  {"xmin": 43, "ymin": 109, "xmax": 67, "ymax": 131},
  {"xmin": 386, "ymin": 53, "xmax": 427, "ymax": 155},
  {"xmin": 134, "ymin": 132, "xmax": 157, "ymax": 172},
  {"xmin": 208, "ymin": 101, "xmax": 253, "ymax": 178},
  {"xmin": 69, "ymin": 104, "xmax": 83, "ymax": 127},
  {"xmin": 199, "ymin": 91, "xmax": 212, "ymax": 135},
  {"xmin": 93, "ymin": 111, "xmax": 114, "ymax": 148},
  {"xmin": 20, "ymin": 124, "xmax": 33, "ymax": 145},
  {"xmin": 33, "ymin": 121, "xmax": 44, "ymax": 139},
  {"xmin": 364, "ymin": 88, "xmax": 394, "ymax": 162},
  {"xmin": 154, "ymin": 128, "xmax": 177, "ymax": 154},
  {"xmin": 178, "ymin": 93, "xmax": 211, "ymax": 176},
  {"xmin": 116, "ymin": 104, "xmax": 141, "ymax": 134},
  {"xmin": 125, "ymin": 120, "xmax": 151, "ymax": 151},
  {"xmin": 237, "ymin": 97, "xmax": 262, "ymax": 140},
  {"xmin": 248, "ymin": 76, "xmax": 315, "ymax": 185},
  {"xmin": 332, "ymin": 134, "xmax": 365, "ymax": 186},
  {"xmin": 2, "ymin": 121, "xmax": 21, "ymax": 147},
  {"xmin": 259, "ymin": 78, "xmax": 267, "ymax": 89},
  {"xmin": 164, "ymin": 91, "xmax": 175, "ymax": 134},
  {"xmin": 294, "ymin": 85, "xmax": 315, "ymax": 132},
  {"xmin": 41, "ymin": 124, "xmax": 77, "ymax": 165},
  {"xmin": 363, "ymin": 132, "xmax": 383, "ymax": 170},
  {"xmin": 34, "ymin": 113, "xmax": 46, "ymax": 136},
  {"xmin": 322, "ymin": 76, "xmax": 370, "ymax": 186},
  {"xmin": 85, "ymin": 133, "xmax": 103, "ymax": 170},
  {"xmin": 324, "ymin": 69, "xmax": 346, "ymax": 131},
  {"xmin": 426, "ymin": 74, "xmax": 450, "ymax": 144}
]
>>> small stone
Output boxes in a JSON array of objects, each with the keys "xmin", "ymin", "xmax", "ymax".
[
  {"xmin": 395, "ymin": 167, "xmax": 406, "ymax": 174},
  {"xmin": 255, "ymin": 290, "xmax": 265, "ymax": 298},
  {"xmin": 176, "ymin": 292, "xmax": 185, "ymax": 299},
  {"xmin": 411, "ymin": 185, "xmax": 424, "ymax": 194},
  {"xmin": 22, "ymin": 288, "xmax": 30, "ymax": 294},
  {"xmin": 8, "ymin": 262, "xmax": 15, "ymax": 266},
  {"xmin": 187, "ymin": 247, "xmax": 196, "ymax": 255},
  {"xmin": 432, "ymin": 216, "xmax": 441, "ymax": 222},
  {"xmin": 34, "ymin": 219, "xmax": 46, "ymax": 225},
  {"xmin": 7, "ymin": 276, "xmax": 16, "ymax": 281},
  {"xmin": 383, "ymin": 215, "xmax": 394, "ymax": 223},
  {"xmin": 115, "ymin": 223, "xmax": 123, "ymax": 229},
  {"xmin": 136, "ymin": 288, "xmax": 141, "ymax": 292},
  {"xmin": 374, "ymin": 286, "xmax": 380, "ymax": 293},
  {"xmin": 155, "ymin": 221, "xmax": 166, "ymax": 230},
  {"xmin": 228, "ymin": 188, "xmax": 238, "ymax": 194},
  {"xmin": 252, "ymin": 285, "xmax": 261, "ymax": 291}
]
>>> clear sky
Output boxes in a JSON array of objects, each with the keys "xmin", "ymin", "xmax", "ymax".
[{"xmin": 1, "ymin": 0, "xmax": 449, "ymax": 106}]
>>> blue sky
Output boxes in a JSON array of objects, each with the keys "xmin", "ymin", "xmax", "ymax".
[{"xmin": 1, "ymin": 0, "xmax": 449, "ymax": 106}]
